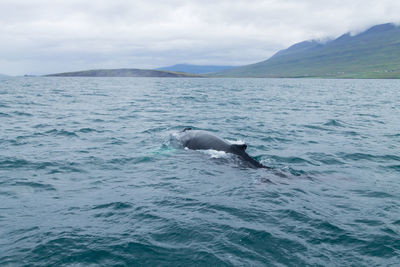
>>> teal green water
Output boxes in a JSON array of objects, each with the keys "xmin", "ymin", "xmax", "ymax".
[{"xmin": 0, "ymin": 77, "xmax": 399, "ymax": 266}]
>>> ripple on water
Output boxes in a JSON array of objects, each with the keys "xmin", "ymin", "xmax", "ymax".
[
  {"xmin": 11, "ymin": 181, "xmax": 56, "ymax": 192},
  {"xmin": 323, "ymin": 119, "xmax": 346, "ymax": 127},
  {"xmin": 32, "ymin": 123, "xmax": 51, "ymax": 129},
  {"xmin": 386, "ymin": 165, "xmax": 400, "ymax": 172},
  {"xmin": 303, "ymin": 125, "xmax": 331, "ymax": 132},
  {"xmin": 92, "ymin": 202, "xmax": 133, "ymax": 210},
  {"xmin": 0, "ymin": 112, "xmax": 11, "ymax": 117},
  {"xmin": 271, "ymin": 155, "xmax": 315, "ymax": 165},
  {"xmin": 0, "ymin": 157, "xmax": 86, "ymax": 174},
  {"xmin": 77, "ymin": 127, "xmax": 108, "ymax": 134},
  {"xmin": 44, "ymin": 129, "xmax": 79, "ymax": 137},
  {"xmin": 0, "ymin": 158, "xmax": 34, "ymax": 169},
  {"xmin": 307, "ymin": 152, "xmax": 345, "ymax": 165},
  {"xmin": 349, "ymin": 189, "xmax": 394, "ymax": 199},
  {"xmin": 107, "ymin": 156, "xmax": 154, "ymax": 165},
  {"xmin": 12, "ymin": 111, "xmax": 33, "ymax": 117},
  {"xmin": 339, "ymin": 153, "xmax": 400, "ymax": 162}
]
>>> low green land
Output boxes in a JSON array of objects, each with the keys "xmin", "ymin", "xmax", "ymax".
[
  {"xmin": 156, "ymin": 64, "xmax": 234, "ymax": 74},
  {"xmin": 215, "ymin": 23, "xmax": 400, "ymax": 78},
  {"xmin": 46, "ymin": 68, "xmax": 202, "ymax": 77}
]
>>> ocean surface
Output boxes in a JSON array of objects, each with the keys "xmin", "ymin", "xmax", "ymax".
[{"xmin": 0, "ymin": 77, "xmax": 399, "ymax": 266}]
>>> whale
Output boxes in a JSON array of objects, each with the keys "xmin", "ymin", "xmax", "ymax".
[{"xmin": 177, "ymin": 128, "xmax": 269, "ymax": 169}]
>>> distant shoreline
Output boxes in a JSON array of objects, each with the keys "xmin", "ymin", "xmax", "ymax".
[
  {"xmin": 6, "ymin": 75, "xmax": 400, "ymax": 79},
  {"xmin": 45, "ymin": 68, "xmax": 203, "ymax": 78}
]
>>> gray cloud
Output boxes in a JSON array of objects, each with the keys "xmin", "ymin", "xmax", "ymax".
[{"xmin": 1, "ymin": 0, "xmax": 399, "ymax": 75}]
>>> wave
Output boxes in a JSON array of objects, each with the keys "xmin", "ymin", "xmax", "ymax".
[
  {"xmin": 92, "ymin": 202, "xmax": 133, "ymax": 210},
  {"xmin": 32, "ymin": 123, "xmax": 50, "ymax": 129},
  {"xmin": 0, "ymin": 157, "xmax": 85, "ymax": 173},
  {"xmin": 44, "ymin": 129, "xmax": 79, "ymax": 137},
  {"xmin": 384, "ymin": 133, "xmax": 400, "ymax": 138},
  {"xmin": 11, "ymin": 181, "xmax": 56, "ymax": 191},
  {"xmin": 387, "ymin": 165, "xmax": 400, "ymax": 172},
  {"xmin": 323, "ymin": 119, "xmax": 346, "ymax": 127},
  {"xmin": 350, "ymin": 189, "xmax": 394, "ymax": 198},
  {"xmin": 271, "ymin": 155, "xmax": 315, "ymax": 165},
  {"xmin": 307, "ymin": 153, "xmax": 345, "ymax": 165},
  {"xmin": 261, "ymin": 136, "xmax": 292, "ymax": 143},
  {"xmin": 77, "ymin": 128, "xmax": 105, "ymax": 133},
  {"xmin": 12, "ymin": 111, "xmax": 33, "ymax": 117},
  {"xmin": 0, "ymin": 112, "xmax": 11, "ymax": 117},
  {"xmin": 303, "ymin": 125, "xmax": 331, "ymax": 131},
  {"xmin": 0, "ymin": 158, "xmax": 35, "ymax": 169},
  {"xmin": 107, "ymin": 156, "xmax": 154, "ymax": 165},
  {"xmin": 339, "ymin": 153, "xmax": 400, "ymax": 162}
]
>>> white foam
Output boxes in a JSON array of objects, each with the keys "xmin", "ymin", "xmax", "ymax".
[
  {"xmin": 201, "ymin": 149, "xmax": 229, "ymax": 158},
  {"xmin": 171, "ymin": 132, "xmax": 180, "ymax": 139},
  {"xmin": 227, "ymin": 139, "xmax": 245, "ymax": 145}
]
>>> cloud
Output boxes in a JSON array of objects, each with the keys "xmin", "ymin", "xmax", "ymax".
[{"xmin": 0, "ymin": 0, "xmax": 400, "ymax": 75}]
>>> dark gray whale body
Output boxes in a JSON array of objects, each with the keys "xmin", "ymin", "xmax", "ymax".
[{"xmin": 178, "ymin": 128, "xmax": 269, "ymax": 169}]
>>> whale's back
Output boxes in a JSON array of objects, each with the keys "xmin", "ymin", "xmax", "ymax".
[
  {"xmin": 180, "ymin": 130, "xmax": 232, "ymax": 152},
  {"xmin": 178, "ymin": 129, "xmax": 268, "ymax": 169}
]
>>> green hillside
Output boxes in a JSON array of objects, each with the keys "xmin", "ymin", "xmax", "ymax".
[
  {"xmin": 216, "ymin": 23, "xmax": 400, "ymax": 78},
  {"xmin": 156, "ymin": 64, "xmax": 234, "ymax": 74},
  {"xmin": 46, "ymin": 68, "xmax": 201, "ymax": 77}
]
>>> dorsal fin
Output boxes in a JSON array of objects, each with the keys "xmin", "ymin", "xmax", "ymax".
[
  {"xmin": 232, "ymin": 144, "xmax": 247, "ymax": 151},
  {"xmin": 182, "ymin": 127, "xmax": 192, "ymax": 132}
]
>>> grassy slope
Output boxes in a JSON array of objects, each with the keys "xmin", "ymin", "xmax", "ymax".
[
  {"xmin": 46, "ymin": 68, "xmax": 202, "ymax": 77},
  {"xmin": 217, "ymin": 23, "xmax": 400, "ymax": 78},
  {"xmin": 156, "ymin": 64, "xmax": 234, "ymax": 74}
]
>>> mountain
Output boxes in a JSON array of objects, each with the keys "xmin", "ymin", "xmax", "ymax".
[
  {"xmin": 216, "ymin": 23, "xmax": 400, "ymax": 78},
  {"xmin": 0, "ymin": 73, "xmax": 10, "ymax": 77},
  {"xmin": 46, "ymin": 68, "xmax": 201, "ymax": 77},
  {"xmin": 156, "ymin": 64, "xmax": 234, "ymax": 74}
]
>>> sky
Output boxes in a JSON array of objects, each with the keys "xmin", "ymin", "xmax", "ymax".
[{"xmin": 1, "ymin": 0, "xmax": 400, "ymax": 75}]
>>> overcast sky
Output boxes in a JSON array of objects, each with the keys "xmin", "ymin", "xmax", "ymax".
[{"xmin": 1, "ymin": 0, "xmax": 400, "ymax": 75}]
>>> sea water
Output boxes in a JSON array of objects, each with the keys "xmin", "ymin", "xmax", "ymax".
[{"xmin": 0, "ymin": 77, "xmax": 399, "ymax": 265}]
